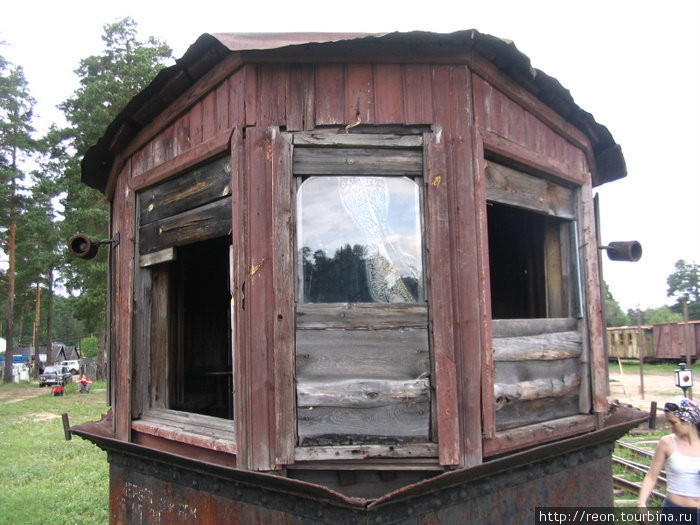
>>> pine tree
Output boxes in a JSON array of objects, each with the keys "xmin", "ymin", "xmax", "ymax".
[{"xmin": 0, "ymin": 50, "xmax": 37, "ymax": 382}]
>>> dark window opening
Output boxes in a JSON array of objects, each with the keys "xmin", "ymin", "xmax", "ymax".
[
  {"xmin": 170, "ymin": 236, "xmax": 233, "ymax": 419},
  {"xmin": 487, "ymin": 202, "xmax": 573, "ymax": 319}
]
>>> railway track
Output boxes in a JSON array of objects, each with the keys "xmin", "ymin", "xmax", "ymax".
[{"xmin": 613, "ymin": 441, "xmax": 665, "ymax": 504}]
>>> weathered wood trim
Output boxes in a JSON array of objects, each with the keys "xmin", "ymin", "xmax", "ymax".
[
  {"xmin": 234, "ymin": 127, "xmax": 292, "ymax": 471},
  {"xmin": 484, "ymin": 161, "xmax": 575, "ymax": 219},
  {"xmin": 128, "ymin": 128, "xmax": 232, "ymax": 193},
  {"xmin": 231, "ymin": 127, "xmax": 250, "ymax": 466},
  {"xmin": 297, "ymin": 378, "xmax": 430, "ymax": 408},
  {"xmin": 133, "ymin": 409, "xmax": 237, "ymax": 454},
  {"xmin": 294, "ymin": 443, "xmax": 439, "ymax": 463},
  {"xmin": 424, "ymin": 130, "xmax": 460, "ymax": 466},
  {"xmin": 293, "ymin": 147, "xmax": 423, "ymax": 176},
  {"xmin": 493, "ymin": 331, "xmax": 583, "ymax": 361},
  {"xmin": 293, "ymin": 132, "xmax": 423, "ymax": 148},
  {"xmin": 137, "ymin": 154, "xmax": 231, "ymax": 224},
  {"xmin": 139, "ymin": 247, "xmax": 175, "ymax": 268},
  {"xmin": 480, "ymin": 129, "xmax": 587, "ymax": 187},
  {"xmin": 139, "ymin": 197, "xmax": 232, "ymax": 255},
  {"xmin": 296, "ymin": 303, "xmax": 428, "ymax": 329},
  {"xmin": 114, "ymin": 161, "xmax": 135, "ymax": 441},
  {"xmin": 470, "ymin": 125, "xmax": 496, "ymax": 440},
  {"xmin": 580, "ymin": 179, "xmax": 607, "ymax": 417},
  {"xmin": 273, "ymin": 132, "xmax": 296, "ymax": 467},
  {"xmin": 431, "ymin": 63, "xmax": 482, "ymax": 469},
  {"xmin": 483, "ymin": 415, "xmax": 596, "ymax": 457},
  {"xmin": 492, "ymin": 318, "xmax": 578, "ymax": 337}
]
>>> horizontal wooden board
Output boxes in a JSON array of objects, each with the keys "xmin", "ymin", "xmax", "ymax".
[
  {"xmin": 297, "ymin": 378, "xmax": 430, "ymax": 408},
  {"xmin": 296, "ymin": 328, "xmax": 429, "ymax": 380},
  {"xmin": 493, "ymin": 331, "xmax": 582, "ymax": 361},
  {"xmin": 139, "ymin": 155, "xmax": 231, "ymax": 225},
  {"xmin": 297, "ymin": 303, "xmax": 428, "ymax": 329},
  {"xmin": 492, "ymin": 318, "xmax": 577, "ymax": 338},
  {"xmin": 293, "ymin": 132, "xmax": 424, "ymax": 148},
  {"xmin": 293, "ymin": 147, "xmax": 423, "ymax": 176},
  {"xmin": 294, "ymin": 442, "xmax": 438, "ymax": 462},
  {"xmin": 485, "ymin": 161, "xmax": 575, "ymax": 219},
  {"xmin": 139, "ymin": 247, "xmax": 176, "ymax": 267},
  {"xmin": 297, "ymin": 401, "xmax": 430, "ymax": 446},
  {"xmin": 494, "ymin": 393, "xmax": 580, "ymax": 431},
  {"xmin": 139, "ymin": 197, "xmax": 231, "ymax": 254},
  {"xmin": 494, "ymin": 356, "xmax": 580, "ymax": 385},
  {"xmin": 494, "ymin": 373, "xmax": 580, "ymax": 407}
]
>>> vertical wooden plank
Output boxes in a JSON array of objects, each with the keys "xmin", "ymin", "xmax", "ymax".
[
  {"xmin": 404, "ymin": 64, "xmax": 433, "ymax": 124},
  {"xmin": 345, "ymin": 64, "xmax": 374, "ymax": 125},
  {"xmin": 233, "ymin": 126, "xmax": 284, "ymax": 471},
  {"xmin": 131, "ymin": 143, "xmax": 152, "ymax": 179},
  {"xmin": 373, "ymin": 64, "xmax": 404, "ymax": 124},
  {"xmin": 431, "ymin": 64, "xmax": 483, "ymax": 468},
  {"xmin": 228, "ymin": 71, "xmax": 246, "ymax": 128},
  {"xmin": 231, "ymin": 128, "xmax": 249, "ymax": 465},
  {"xmin": 286, "ymin": 65, "xmax": 315, "ymax": 131},
  {"xmin": 472, "ymin": 130, "xmax": 495, "ymax": 439},
  {"xmin": 189, "ymin": 101, "xmax": 203, "ymax": 148},
  {"xmin": 272, "ymin": 132, "xmax": 295, "ymax": 466},
  {"xmin": 201, "ymin": 90, "xmax": 217, "ymax": 142},
  {"xmin": 174, "ymin": 112, "xmax": 191, "ymax": 156},
  {"xmin": 582, "ymin": 183, "xmax": 608, "ymax": 416},
  {"xmin": 113, "ymin": 160, "xmax": 135, "ymax": 442},
  {"xmin": 257, "ymin": 64, "xmax": 288, "ymax": 127},
  {"xmin": 424, "ymin": 131, "xmax": 460, "ymax": 466},
  {"xmin": 244, "ymin": 65, "xmax": 258, "ymax": 127},
  {"xmin": 215, "ymin": 81, "xmax": 230, "ymax": 133},
  {"xmin": 315, "ymin": 64, "xmax": 345, "ymax": 125}
]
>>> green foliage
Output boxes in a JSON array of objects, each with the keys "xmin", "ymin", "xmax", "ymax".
[
  {"xmin": 604, "ymin": 281, "xmax": 630, "ymax": 327},
  {"xmin": 641, "ymin": 306, "xmax": 683, "ymax": 325},
  {"xmin": 79, "ymin": 335, "xmax": 99, "ymax": 358},
  {"xmin": 0, "ymin": 382, "xmax": 109, "ymax": 525},
  {"xmin": 667, "ymin": 259, "xmax": 700, "ymax": 320}
]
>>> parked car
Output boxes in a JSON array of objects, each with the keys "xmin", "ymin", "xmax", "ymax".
[
  {"xmin": 39, "ymin": 366, "xmax": 72, "ymax": 387},
  {"xmin": 60, "ymin": 360, "xmax": 81, "ymax": 374}
]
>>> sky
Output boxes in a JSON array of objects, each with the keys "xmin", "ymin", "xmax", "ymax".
[{"xmin": 2, "ymin": 0, "xmax": 699, "ymax": 312}]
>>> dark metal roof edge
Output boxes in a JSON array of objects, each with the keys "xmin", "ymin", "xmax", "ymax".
[{"xmin": 81, "ymin": 30, "xmax": 626, "ymax": 193}]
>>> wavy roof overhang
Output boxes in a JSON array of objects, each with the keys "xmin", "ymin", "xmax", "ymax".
[{"xmin": 81, "ymin": 30, "xmax": 626, "ymax": 193}]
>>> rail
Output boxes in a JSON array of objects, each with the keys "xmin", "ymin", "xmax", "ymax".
[{"xmin": 613, "ymin": 440, "xmax": 665, "ymax": 504}]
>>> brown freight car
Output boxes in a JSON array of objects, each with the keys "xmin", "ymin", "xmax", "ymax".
[{"xmin": 71, "ymin": 30, "xmax": 645, "ymax": 524}]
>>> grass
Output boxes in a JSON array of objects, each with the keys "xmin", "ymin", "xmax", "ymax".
[{"xmin": 0, "ymin": 380, "xmax": 109, "ymax": 525}]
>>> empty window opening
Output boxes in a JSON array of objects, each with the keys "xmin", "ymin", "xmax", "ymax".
[
  {"xmin": 487, "ymin": 202, "xmax": 573, "ymax": 320},
  {"xmin": 168, "ymin": 236, "xmax": 233, "ymax": 419}
]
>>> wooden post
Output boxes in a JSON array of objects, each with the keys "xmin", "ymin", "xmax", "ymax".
[
  {"xmin": 637, "ymin": 309, "xmax": 644, "ymax": 400},
  {"xmin": 683, "ymin": 301, "xmax": 693, "ymax": 399},
  {"xmin": 617, "ymin": 357, "xmax": 629, "ymax": 397},
  {"xmin": 649, "ymin": 401, "xmax": 657, "ymax": 430}
]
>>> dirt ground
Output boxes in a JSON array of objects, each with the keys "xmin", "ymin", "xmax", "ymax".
[
  {"xmin": 0, "ymin": 384, "xmax": 47, "ymax": 404},
  {"xmin": 608, "ymin": 365, "xmax": 692, "ymax": 414}
]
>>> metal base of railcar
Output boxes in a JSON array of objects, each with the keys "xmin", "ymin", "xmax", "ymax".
[{"xmin": 72, "ymin": 413, "xmax": 646, "ymax": 525}]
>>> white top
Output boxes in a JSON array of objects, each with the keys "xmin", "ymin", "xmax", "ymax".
[{"xmin": 665, "ymin": 435, "xmax": 700, "ymax": 498}]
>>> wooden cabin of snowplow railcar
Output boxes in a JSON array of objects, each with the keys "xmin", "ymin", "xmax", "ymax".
[{"xmin": 73, "ymin": 31, "xmax": 646, "ymax": 522}]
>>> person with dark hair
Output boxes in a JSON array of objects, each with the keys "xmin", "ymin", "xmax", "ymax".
[{"xmin": 638, "ymin": 396, "xmax": 700, "ymax": 523}]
